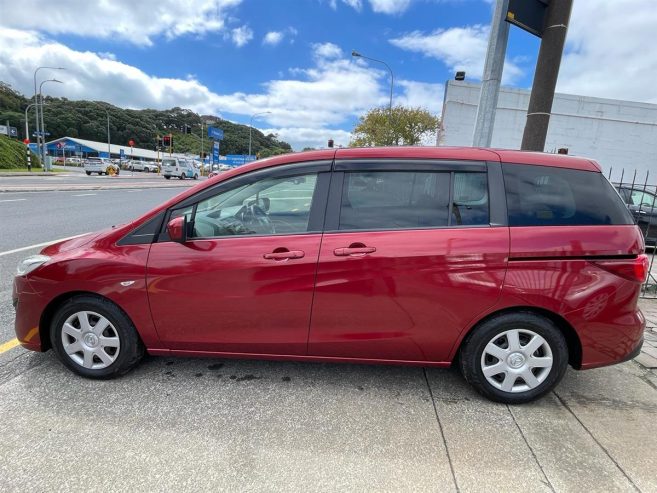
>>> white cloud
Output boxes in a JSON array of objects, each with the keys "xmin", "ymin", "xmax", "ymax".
[
  {"xmin": 390, "ymin": 25, "xmax": 523, "ymax": 84},
  {"xmin": 230, "ymin": 25, "xmax": 253, "ymax": 47},
  {"xmin": 369, "ymin": 0, "xmax": 411, "ymax": 14},
  {"xmin": 263, "ymin": 31, "xmax": 284, "ymax": 46},
  {"xmin": 0, "ymin": 0, "xmax": 242, "ymax": 46},
  {"xmin": 331, "ymin": 0, "xmax": 411, "ymax": 14},
  {"xmin": 0, "ymin": 28, "xmax": 395, "ymax": 149},
  {"xmin": 557, "ymin": 0, "xmax": 657, "ymax": 103},
  {"xmin": 396, "ymin": 80, "xmax": 444, "ymax": 114},
  {"xmin": 262, "ymin": 27, "xmax": 297, "ymax": 46},
  {"xmin": 312, "ymin": 42, "xmax": 343, "ymax": 60}
]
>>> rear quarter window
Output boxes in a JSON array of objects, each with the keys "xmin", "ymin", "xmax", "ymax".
[{"xmin": 502, "ymin": 163, "xmax": 634, "ymax": 226}]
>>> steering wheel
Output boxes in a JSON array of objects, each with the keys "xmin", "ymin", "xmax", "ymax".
[{"xmin": 236, "ymin": 203, "xmax": 275, "ymax": 234}]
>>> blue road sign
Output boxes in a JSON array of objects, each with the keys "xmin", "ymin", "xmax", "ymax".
[
  {"xmin": 212, "ymin": 141, "xmax": 220, "ymax": 163},
  {"xmin": 32, "ymin": 131, "xmax": 51, "ymax": 137},
  {"xmin": 9, "ymin": 127, "xmax": 18, "ymax": 137},
  {"xmin": 120, "ymin": 149, "xmax": 125, "ymax": 159},
  {"xmin": 223, "ymin": 155, "xmax": 256, "ymax": 166},
  {"xmin": 207, "ymin": 126, "xmax": 224, "ymax": 140}
]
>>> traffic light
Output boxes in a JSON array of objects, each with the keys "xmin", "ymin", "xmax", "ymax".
[
  {"xmin": 156, "ymin": 136, "xmax": 163, "ymax": 151},
  {"xmin": 184, "ymin": 124, "xmax": 192, "ymax": 134},
  {"xmin": 163, "ymin": 135, "xmax": 171, "ymax": 146},
  {"xmin": 327, "ymin": 139, "xmax": 334, "ymax": 148}
]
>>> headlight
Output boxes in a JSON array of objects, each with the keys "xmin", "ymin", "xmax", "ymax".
[{"xmin": 16, "ymin": 255, "xmax": 50, "ymax": 276}]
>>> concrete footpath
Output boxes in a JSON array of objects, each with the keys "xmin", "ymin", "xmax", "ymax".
[{"xmin": 638, "ymin": 298, "xmax": 657, "ymax": 369}]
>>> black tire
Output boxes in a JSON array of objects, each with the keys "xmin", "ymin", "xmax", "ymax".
[
  {"xmin": 459, "ymin": 311, "xmax": 568, "ymax": 404},
  {"xmin": 49, "ymin": 295, "xmax": 145, "ymax": 379},
  {"xmin": 193, "ymin": 174, "xmax": 198, "ymax": 180},
  {"xmin": 179, "ymin": 173, "xmax": 185, "ymax": 180},
  {"xmin": 144, "ymin": 167, "xmax": 149, "ymax": 173},
  {"xmin": 164, "ymin": 175, "xmax": 171, "ymax": 180},
  {"xmin": 85, "ymin": 171, "xmax": 91, "ymax": 176}
]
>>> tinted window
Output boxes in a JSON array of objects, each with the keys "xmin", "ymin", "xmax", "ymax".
[
  {"xmin": 503, "ymin": 164, "xmax": 634, "ymax": 226},
  {"xmin": 190, "ymin": 172, "xmax": 318, "ymax": 238},
  {"xmin": 339, "ymin": 171, "xmax": 489, "ymax": 230},
  {"xmin": 452, "ymin": 172, "xmax": 489, "ymax": 226}
]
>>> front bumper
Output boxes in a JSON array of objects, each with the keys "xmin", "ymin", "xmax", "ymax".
[{"xmin": 13, "ymin": 276, "xmax": 48, "ymax": 352}]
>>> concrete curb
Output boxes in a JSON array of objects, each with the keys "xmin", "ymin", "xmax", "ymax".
[
  {"xmin": 0, "ymin": 172, "xmax": 60, "ymax": 177},
  {"xmin": 0, "ymin": 183, "xmax": 194, "ymax": 192}
]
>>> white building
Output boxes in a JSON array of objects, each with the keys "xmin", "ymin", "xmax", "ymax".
[{"xmin": 439, "ymin": 81, "xmax": 657, "ymax": 179}]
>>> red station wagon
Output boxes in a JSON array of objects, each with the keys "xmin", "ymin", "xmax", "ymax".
[{"xmin": 13, "ymin": 147, "xmax": 647, "ymax": 403}]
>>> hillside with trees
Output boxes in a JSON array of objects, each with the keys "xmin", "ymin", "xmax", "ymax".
[{"xmin": 0, "ymin": 82, "xmax": 292, "ymax": 158}]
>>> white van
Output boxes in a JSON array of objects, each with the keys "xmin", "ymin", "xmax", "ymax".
[{"xmin": 84, "ymin": 158, "xmax": 119, "ymax": 176}]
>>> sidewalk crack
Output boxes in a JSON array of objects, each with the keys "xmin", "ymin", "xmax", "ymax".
[
  {"xmin": 507, "ymin": 405, "xmax": 556, "ymax": 493},
  {"xmin": 423, "ymin": 368, "xmax": 460, "ymax": 493}
]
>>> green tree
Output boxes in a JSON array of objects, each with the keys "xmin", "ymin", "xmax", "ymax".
[{"xmin": 350, "ymin": 106, "xmax": 440, "ymax": 147}]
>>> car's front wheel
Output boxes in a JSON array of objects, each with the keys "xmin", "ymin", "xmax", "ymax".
[
  {"xmin": 164, "ymin": 175, "xmax": 170, "ymax": 180},
  {"xmin": 50, "ymin": 295, "xmax": 145, "ymax": 379},
  {"xmin": 459, "ymin": 312, "xmax": 568, "ymax": 404}
]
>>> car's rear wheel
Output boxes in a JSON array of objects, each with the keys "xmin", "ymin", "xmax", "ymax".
[
  {"xmin": 193, "ymin": 174, "xmax": 198, "ymax": 180},
  {"xmin": 85, "ymin": 171, "xmax": 91, "ymax": 176},
  {"xmin": 164, "ymin": 175, "xmax": 170, "ymax": 180},
  {"xmin": 179, "ymin": 173, "xmax": 185, "ymax": 180},
  {"xmin": 144, "ymin": 167, "xmax": 149, "ymax": 173},
  {"xmin": 50, "ymin": 295, "xmax": 145, "ymax": 379},
  {"xmin": 459, "ymin": 312, "xmax": 568, "ymax": 404}
]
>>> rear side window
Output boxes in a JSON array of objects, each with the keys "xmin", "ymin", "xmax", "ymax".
[
  {"xmin": 338, "ymin": 171, "xmax": 489, "ymax": 230},
  {"xmin": 503, "ymin": 164, "xmax": 634, "ymax": 226}
]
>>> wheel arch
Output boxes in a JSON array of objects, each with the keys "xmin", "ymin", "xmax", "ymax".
[
  {"xmin": 39, "ymin": 291, "xmax": 139, "ymax": 351},
  {"xmin": 455, "ymin": 306, "xmax": 583, "ymax": 369}
]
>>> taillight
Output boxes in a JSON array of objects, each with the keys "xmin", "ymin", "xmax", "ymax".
[{"xmin": 590, "ymin": 254, "xmax": 649, "ymax": 283}]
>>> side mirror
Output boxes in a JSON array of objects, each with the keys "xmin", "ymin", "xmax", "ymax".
[{"xmin": 167, "ymin": 216, "xmax": 186, "ymax": 243}]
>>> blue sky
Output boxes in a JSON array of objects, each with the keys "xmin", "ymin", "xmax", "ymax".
[{"xmin": 1, "ymin": 0, "xmax": 655, "ymax": 149}]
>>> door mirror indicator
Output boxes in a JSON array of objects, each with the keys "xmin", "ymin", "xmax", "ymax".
[{"xmin": 167, "ymin": 216, "xmax": 186, "ymax": 243}]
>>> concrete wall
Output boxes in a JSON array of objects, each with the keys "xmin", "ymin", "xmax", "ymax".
[{"xmin": 439, "ymin": 81, "xmax": 657, "ymax": 180}]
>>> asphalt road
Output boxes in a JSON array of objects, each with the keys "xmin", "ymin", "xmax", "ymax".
[
  {"xmin": 1, "ymin": 187, "xmax": 656, "ymax": 492},
  {"xmin": 0, "ymin": 167, "xmax": 206, "ymax": 192}
]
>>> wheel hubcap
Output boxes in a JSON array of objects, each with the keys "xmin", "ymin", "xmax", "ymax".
[
  {"xmin": 480, "ymin": 328, "xmax": 553, "ymax": 393},
  {"xmin": 61, "ymin": 311, "xmax": 121, "ymax": 370}
]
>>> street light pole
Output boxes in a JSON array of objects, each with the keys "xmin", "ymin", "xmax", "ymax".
[
  {"xmin": 33, "ymin": 66, "xmax": 65, "ymax": 168},
  {"xmin": 249, "ymin": 111, "xmax": 271, "ymax": 157},
  {"xmin": 24, "ymin": 103, "xmax": 37, "ymax": 141},
  {"xmin": 39, "ymin": 78, "xmax": 63, "ymax": 169},
  {"xmin": 351, "ymin": 50, "xmax": 394, "ymax": 143},
  {"xmin": 351, "ymin": 50, "xmax": 394, "ymax": 116}
]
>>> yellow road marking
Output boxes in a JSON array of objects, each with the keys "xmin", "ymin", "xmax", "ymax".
[{"xmin": 0, "ymin": 338, "xmax": 20, "ymax": 354}]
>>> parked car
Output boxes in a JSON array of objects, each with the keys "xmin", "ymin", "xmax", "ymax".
[
  {"xmin": 84, "ymin": 157, "xmax": 119, "ymax": 176},
  {"xmin": 161, "ymin": 157, "xmax": 198, "ymax": 180},
  {"xmin": 129, "ymin": 160, "xmax": 160, "ymax": 173},
  {"xmin": 616, "ymin": 185, "xmax": 657, "ymax": 247},
  {"xmin": 13, "ymin": 147, "xmax": 647, "ymax": 403}
]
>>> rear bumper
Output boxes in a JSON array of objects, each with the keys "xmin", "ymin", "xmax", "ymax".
[{"xmin": 578, "ymin": 308, "xmax": 646, "ymax": 370}]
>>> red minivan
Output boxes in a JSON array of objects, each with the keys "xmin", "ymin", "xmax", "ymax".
[{"xmin": 13, "ymin": 147, "xmax": 647, "ymax": 403}]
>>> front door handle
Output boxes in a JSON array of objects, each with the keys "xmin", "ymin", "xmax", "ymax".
[
  {"xmin": 263, "ymin": 250, "xmax": 305, "ymax": 260},
  {"xmin": 334, "ymin": 246, "xmax": 376, "ymax": 257}
]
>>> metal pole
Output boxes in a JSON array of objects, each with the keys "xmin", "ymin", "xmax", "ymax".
[
  {"xmin": 201, "ymin": 122, "xmax": 204, "ymax": 175},
  {"xmin": 472, "ymin": 0, "xmax": 510, "ymax": 147},
  {"xmin": 24, "ymin": 103, "xmax": 36, "ymax": 141},
  {"xmin": 249, "ymin": 111, "xmax": 271, "ymax": 157},
  {"xmin": 106, "ymin": 111, "xmax": 111, "ymax": 158},
  {"xmin": 38, "ymin": 79, "xmax": 63, "ymax": 169},
  {"xmin": 351, "ymin": 51, "xmax": 394, "ymax": 133},
  {"xmin": 33, "ymin": 66, "xmax": 65, "ymax": 168},
  {"xmin": 520, "ymin": 0, "xmax": 574, "ymax": 151}
]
